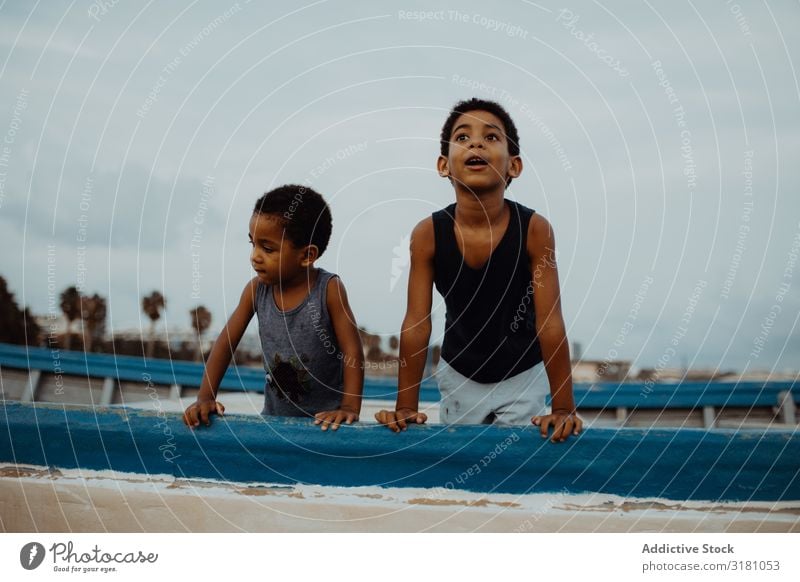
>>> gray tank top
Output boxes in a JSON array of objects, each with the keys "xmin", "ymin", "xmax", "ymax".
[{"xmin": 255, "ymin": 268, "xmax": 344, "ymax": 417}]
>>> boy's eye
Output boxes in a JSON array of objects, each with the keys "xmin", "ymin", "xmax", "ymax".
[
  {"xmin": 248, "ymin": 240, "xmax": 273, "ymax": 253},
  {"xmin": 454, "ymin": 134, "xmax": 469, "ymax": 142},
  {"xmin": 486, "ymin": 134, "xmax": 500, "ymax": 141}
]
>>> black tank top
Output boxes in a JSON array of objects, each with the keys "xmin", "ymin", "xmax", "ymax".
[{"xmin": 433, "ymin": 199, "xmax": 543, "ymax": 383}]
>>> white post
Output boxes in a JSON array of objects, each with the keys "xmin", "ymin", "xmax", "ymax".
[
  {"xmin": 778, "ymin": 391, "xmax": 797, "ymax": 426},
  {"xmin": 702, "ymin": 406, "xmax": 716, "ymax": 429},
  {"xmin": 21, "ymin": 370, "xmax": 41, "ymax": 402},
  {"xmin": 100, "ymin": 377, "xmax": 116, "ymax": 406}
]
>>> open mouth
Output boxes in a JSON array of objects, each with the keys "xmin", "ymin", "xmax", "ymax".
[{"xmin": 465, "ymin": 156, "xmax": 488, "ymax": 167}]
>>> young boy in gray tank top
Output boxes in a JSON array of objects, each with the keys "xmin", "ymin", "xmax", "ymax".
[{"xmin": 183, "ymin": 185, "xmax": 364, "ymax": 431}]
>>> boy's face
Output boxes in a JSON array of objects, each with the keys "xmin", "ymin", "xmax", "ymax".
[
  {"xmin": 438, "ymin": 109, "xmax": 521, "ymax": 191},
  {"xmin": 248, "ymin": 213, "xmax": 317, "ymax": 285}
]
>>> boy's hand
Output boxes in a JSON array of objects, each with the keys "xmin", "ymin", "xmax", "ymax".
[
  {"xmin": 314, "ymin": 409, "xmax": 359, "ymax": 431},
  {"xmin": 374, "ymin": 408, "xmax": 428, "ymax": 432},
  {"xmin": 532, "ymin": 411, "xmax": 582, "ymax": 443},
  {"xmin": 183, "ymin": 399, "xmax": 225, "ymax": 429}
]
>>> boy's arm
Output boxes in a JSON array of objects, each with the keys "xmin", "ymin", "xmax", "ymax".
[
  {"xmin": 314, "ymin": 277, "xmax": 365, "ymax": 431},
  {"xmin": 375, "ymin": 218, "xmax": 435, "ymax": 432},
  {"xmin": 527, "ymin": 214, "xmax": 583, "ymax": 442},
  {"xmin": 183, "ymin": 278, "xmax": 257, "ymax": 428}
]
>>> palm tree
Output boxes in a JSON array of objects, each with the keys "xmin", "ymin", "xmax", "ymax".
[
  {"xmin": 81, "ymin": 294, "xmax": 107, "ymax": 352},
  {"xmin": 0, "ymin": 276, "xmax": 18, "ymax": 342},
  {"xmin": 23, "ymin": 308, "xmax": 43, "ymax": 347},
  {"xmin": 189, "ymin": 305, "xmax": 212, "ymax": 361},
  {"xmin": 142, "ymin": 291, "xmax": 166, "ymax": 357},
  {"xmin": 59, "ymin": 286, "xmax": 81, "ymax": 350},
  {"xmin": 0, "ymin": 275, "xmax": 41, "ymax": 346},
  {"xmin": 388, "ymin": 335, "xmax": 399, "ymax": 355}
]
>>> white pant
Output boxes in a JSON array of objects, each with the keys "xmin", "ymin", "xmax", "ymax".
[{"xmin": 435, "ymin": 359, "xmax": 550, "ymax": 425}]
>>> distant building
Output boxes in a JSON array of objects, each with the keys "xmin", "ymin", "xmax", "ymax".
[
  {"xmin": 572, "ymin": 359, "xmax": 632, "ymax": 383},
  {"xmin": 726, "ymin": 369, "xmax": 800, "ymax": 382},
  {"xmin": 633, "ymin": 368, "xmax": 736, "ymax": 383}
]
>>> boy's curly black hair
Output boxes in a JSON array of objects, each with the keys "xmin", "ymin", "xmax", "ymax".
[
  {"xmin": 440, "ymin": 98, "xmax": 520, "ymax": 158},
  {"xmin": 253, "ymin": 184, "xmax": 332, "ymax": 256}
]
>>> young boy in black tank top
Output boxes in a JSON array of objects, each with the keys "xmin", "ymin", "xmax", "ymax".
[{"xmin": 376, "ymin": 99, "xmax": 582, "ymax": 442}]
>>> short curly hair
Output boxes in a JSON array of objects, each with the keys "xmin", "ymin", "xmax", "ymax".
[
  {"xmin": 440, "ymin": 98, "xmax": 520, "ymax": 158},
  {"xmin": 253, "ymin": 184, "xmax": 333, "ymax": 256}
]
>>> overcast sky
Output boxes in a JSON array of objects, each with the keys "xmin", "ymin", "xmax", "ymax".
[{"xmin": 0, "ymin": 0, "xmax": 798, "ymax": 373}]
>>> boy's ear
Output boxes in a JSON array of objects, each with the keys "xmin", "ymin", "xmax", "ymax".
[
  {"xmin": 301, "ymin": 244, "xmax": 319, "ymax": 267},
  {"xmin": 507, "ymin": 155, "xmax": 523, "ymax": 179},
  {"xmin": 437, "ymin": 155, "xmax": 450, "ymax": 178}
]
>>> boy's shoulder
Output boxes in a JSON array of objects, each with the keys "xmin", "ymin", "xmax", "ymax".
[
  {"xmin": 323, "ymin": 270, "xmax": 356, "ymax": 321},
  {"xmin": 409, "ymin": 216, "xmax": 435, "ymax": 256},
  {"xmin": 324, "ymin": 272, "xmax": 343, "ymax": 301},
  {"xmin": 527, "ymin": 209, "xmax": 550, "ymax": 231},
  {"xmin": 413, "ymin": 214, "xmax": 435, "ymax": 232},
  {"xmin": 244, "ymin": 276, "xmax": 262, "ymax": 299},
  {"xmin": 318, "ymin": 268, "xmax": 342, "ymax": 296},
  {"xmin": 526, "ymin": 211, "xmax": 555, "ymax": 255}
]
